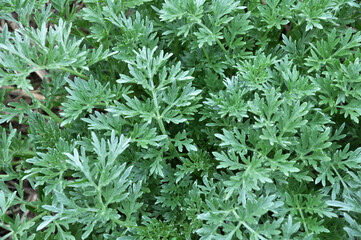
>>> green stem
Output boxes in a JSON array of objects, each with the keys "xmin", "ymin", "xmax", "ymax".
[
  {"xmin": 151, "ymin": 87, "xmax": 167, "ymax": 136},
  {"xmin": 155, "ymin": 112, "xmax": 179, "ymax": 156},
  {"xmin": 1, "ymin": 232, "xmax": 12, "ymax": 239},
  {"xmin": 215, "ymin": 38, "xmax": 229, "ymax": 56},
  {"xmin": 29, "ymin": 211, "xmax": 47, "ymax": 223},
  {"xmin": 111, "ymin": 217, "xmax": 147, "ymax": 230},
  {"xmin": 240, "ymin": 221, "xmax": 267, "ymax": 240},
  {"xmin": 202, "ymin": 46, "xmax": 210, "ymax": 62},
  {"xmin": 2, "ymin": 211, "xmax": 48, "ymax": 236},
  {"xmin": 156, "ymin": 115, "xmax": 167, "ymax": 135},
  {"xmin": 6, "ymin": 85, "xmax": 62, "ymax": 123},
  {"xmin": 296, "ymin": 200, "xmax": 309, "ymax": 234},
  {"xmin": 263, "ymin": 28, "xmax": 271, "ymax": 39},
  {"xmin": 150, "ymin": 87, "xmax": 180, "ymax": 158},
  {"xmin": 13, "ymin": 150, "xmax": 36, "ymax": 161},
  {"xmin": 197, "ymin": 22, "xmax": 229, "ymax": 57},
  {"xmin": 11, "ymin": 160, "xmax": 21, "ymax": 166},
  {"xmin": 2, "ymin": 87, "xmax": 16, "ymax": 93},
  {"xmin": 331, "ymin": 165, "xmax": 349, "ymax": 190},
  {"xmin": 59, "ymin": 66, "xmax": 90, "ymax": 80},
  {"xmin": 64, "ymin": 179, "xmax": 88, "ymax": 187},
  {"xmin": 175, "ymin": 38, "xmax": 180, "ymax": 59},
  {"xmin": 97, "ymin": 187, "xmax": 105, "ymax": 208},
  {"xmin": 322, "ymin": 106, "xmax": 332, "ymax": 113},
  {"xmin": 232, "ymin": 209, "xmax": 266, "ymax": 239},
  {"xmin": 38, "ymin": 102, "xmax": 63, "ymax": 124},
  {"xmin": 24, "ymin": 89, "xmax": 63, "ymax": 124},
  {"xmin": 322, "ymin": 105, "xmax": 340, "ymax": 114},
  {"xmin": 112, "ymin": 218, "xmax": 126, "ymax": 226}
]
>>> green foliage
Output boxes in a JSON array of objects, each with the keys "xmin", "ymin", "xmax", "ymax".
[{"xmin": 1, "ymin": 0, "xmax": 361, "ymax": 239}]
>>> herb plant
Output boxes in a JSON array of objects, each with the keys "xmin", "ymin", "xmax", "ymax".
[{"xmin": 1, "ymin": 0, "xmax": 361, "ymax": 239}]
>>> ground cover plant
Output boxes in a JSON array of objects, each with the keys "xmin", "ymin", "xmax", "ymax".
[{"xmin": 0, "ymin": 0, "xmax": 361, "ymax": 239}]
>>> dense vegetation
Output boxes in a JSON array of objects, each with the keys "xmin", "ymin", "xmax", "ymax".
[{"xmin": 1, "ymin": 0, "xmax": 361, "ymax": 239}]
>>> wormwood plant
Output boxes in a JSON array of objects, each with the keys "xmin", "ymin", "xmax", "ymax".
[{"xmin": 1, "ymin": 0, "xmax": 361, "ymax": 239}]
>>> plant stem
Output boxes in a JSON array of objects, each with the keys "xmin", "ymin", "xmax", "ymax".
[
  {"xmin": 1, "ymin": 232, "xmax": 12, "ymax": 239},
  {"xmin": 111, "ymin": 217, "xmax": 147, "ymax": 230},
  {"xmin": 14, "ymin": 150, "xmax": 36, "ymax": 158},
  {"xmin": 38, "ymin": 102, "xmax": 63, "ymax": 124},
  {"xmin": 24, "ymin": 89, "xmax": 63, "ymax": 124},
  {"xmin": 59, "ymin": 66, "xmax": 90, "ymax": 80},
  {"xmin": 29, "ymin": 211, "xmax": 47, "ymax": 223},
  {"xmin": 97, "ymin": 187, "xmax": 105, "ymax": 208},
  {"xmin": 150, "ymin": 86, "xmax": 181, "ymax": 158},
  {"xmin": 240, "ymin": 221, "xmax": 267, "ymax": 240},
  {"xmin": 322, "ymin": 106, "xmax": 331, "ymax": 113},
  {"xmin": 331, "ymin": 165, "xmax": 349, "ymax": 190},
  {"xmin": 296, "ymin": 200, "xmax": 309, "ymax": 234},
  {"xmin": 175, "ymin": 38, "xmax": 180, "ymax": 59},
  {"xmin": 151, "ymin": 89, "xmax": 166, "ymax": 135},
  {"xmin": 202, "ymin": 46, "xmax": 210, "ymax": 62},
  {"xmin": 215, "ymin": 38, "xmax": 229, "ymax": 56},
  {"xmin": 197, "ymin": 22, "xmax": 229, "ymax": 57}
]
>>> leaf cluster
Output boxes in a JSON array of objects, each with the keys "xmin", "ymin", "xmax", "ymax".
[{"xmin": 1, "ymin": 0, "xmax": 361, "ymax": 239}]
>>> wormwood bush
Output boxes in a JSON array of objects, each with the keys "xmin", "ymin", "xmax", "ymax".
[{"xmin": 1, "ymin": 0, "xmax": 361, "ymax": 239}]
